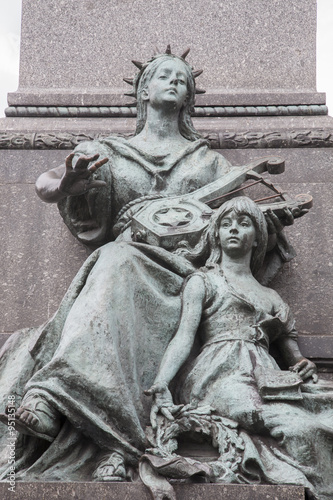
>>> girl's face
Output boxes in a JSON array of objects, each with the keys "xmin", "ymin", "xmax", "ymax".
[
  {"xmin": 219, "ymin": 210, "xmax": 257, "ymax": 257},
  {"xmin": 143, "ymin": 59, "xmax": 188, "ymax": 110}
]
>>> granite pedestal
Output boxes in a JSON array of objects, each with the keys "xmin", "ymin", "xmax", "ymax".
[{"xmin": 0, "ymin": 482, "xmax": 306, "ymax": 500}]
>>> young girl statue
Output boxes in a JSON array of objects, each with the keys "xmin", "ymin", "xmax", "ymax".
[{"xmin": 147, "ymin": 197, "xmax": 333, "ymax": 500}]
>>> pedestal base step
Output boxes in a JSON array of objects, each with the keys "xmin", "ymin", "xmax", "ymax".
[{"xmin": 0, "ymin": 482, "xmax": 305, "ymax": 499}]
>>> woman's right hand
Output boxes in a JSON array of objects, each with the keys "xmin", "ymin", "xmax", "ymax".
[
  {"xmin": 144, "ymin": 382, "xmax": 182, "ymax": 430},
  {"xmin": 59, "ymin": 153, "xmax": 108, "ymax": 197}
]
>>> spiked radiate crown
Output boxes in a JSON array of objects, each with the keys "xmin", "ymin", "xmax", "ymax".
[{"xmin": 123, "ymin": 45, "xmax": 205, "ymax": 99}]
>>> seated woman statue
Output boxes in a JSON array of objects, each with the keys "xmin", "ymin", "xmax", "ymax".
[
  {"xmin": 146, "ymin": 197, "xmax": 333, "ymax": 500},
  {"xmin": 0, "ymin": 49, "xmax": 292, "ymax": 483}
]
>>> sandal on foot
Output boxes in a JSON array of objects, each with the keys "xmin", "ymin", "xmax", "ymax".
[
  {"xmin": 93, "ymin": 451, "xmax": 126, "ymax": 482},
  {"xmin": 10, "ymin": 393, "xmax": 60, "ymax": 442}
]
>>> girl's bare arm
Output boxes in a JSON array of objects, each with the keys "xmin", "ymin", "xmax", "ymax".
[{"xmin": 153, "ymin": 274, "xmax": 206, "ymax": 386}]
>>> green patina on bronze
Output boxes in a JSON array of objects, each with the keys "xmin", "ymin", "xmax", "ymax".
[{"xmin": 0, "ymin": 48, "xmax": 331, "ymax": 500}]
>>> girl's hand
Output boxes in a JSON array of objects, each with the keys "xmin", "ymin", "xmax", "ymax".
[
  {"xmin": 144, "ymin": 382, "xmax": 183, "ymax": 430},
  {"xmin": 289, "ymin": 358, "xmax": 318, "ymax": 383}
]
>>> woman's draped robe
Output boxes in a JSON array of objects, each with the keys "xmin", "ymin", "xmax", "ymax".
[{"xmin": 0, "ymin": 138, "xmax": 233, "ymax": 479}]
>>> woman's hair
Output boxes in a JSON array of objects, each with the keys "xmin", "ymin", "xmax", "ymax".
[
  {"xmin": 134, "ymin": 54, "xmax": 201, "ymax": 141},
  {"xmin": 176, "ymin": 197, "xmax": 268, "ymax": 276}
]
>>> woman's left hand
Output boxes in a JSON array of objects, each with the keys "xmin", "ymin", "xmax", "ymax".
[
  {"xmin": 289, "ymin": 358, "xmax": 318, "ymax": 383},
  {"xmin": 144, "ymin": 382, "xmax": 183, "ymax": 430},
  {"xmin": 265, "ymin": 208, "xmax": 294, "ymax": 234}
]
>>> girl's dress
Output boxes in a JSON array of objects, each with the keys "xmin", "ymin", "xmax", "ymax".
[{"xmin": 180, "ymin": 268, "xmax": 333, "ymax": 500}]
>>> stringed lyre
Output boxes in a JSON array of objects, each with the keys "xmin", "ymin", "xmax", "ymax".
[{"xmin": 131, "ymin": 157, "xmax": 313, "ymax": 250}]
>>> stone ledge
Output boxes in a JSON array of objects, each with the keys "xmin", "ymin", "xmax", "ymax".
[
  {"xmin": 0, "ymin": 482, "xmax": 306, "ymax": 499},
  {"xmin": 7, "ymin": 90, "xmax": 326, "ymax": 107},
  {"xmin": 1, "ymin": 115, "xmax": 333, "ymax": 137}
]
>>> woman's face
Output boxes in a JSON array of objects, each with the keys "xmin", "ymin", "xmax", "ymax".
[
  {"xmin": 219, "ymin": 211, "xmax": 257, "ymax": 257},
  {"xmin": 144, "ymin": 59, "xmax": 188, "ymax": 110}
]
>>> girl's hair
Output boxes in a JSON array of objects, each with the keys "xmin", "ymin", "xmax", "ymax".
[
  {"xmin": 176, "ymin": 197, "xmax": 268, "ymax": 276},
  {"xmin": 135, "ymin": 54, "xmax": 201, "ymax": 141}
]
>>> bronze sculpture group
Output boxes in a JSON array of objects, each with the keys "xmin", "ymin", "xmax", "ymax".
[{"xmin": 0, "ymin": 48, "xmax": 332, "ymax": 500}]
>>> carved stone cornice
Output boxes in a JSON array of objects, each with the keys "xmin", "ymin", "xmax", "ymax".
[
  {"xmin": 1, "ymin": 129, "xmax": 333, "ymax": 150},
  {"xmin": 205, "ymin": 130, "xmax": 333, "ymax": 149}
]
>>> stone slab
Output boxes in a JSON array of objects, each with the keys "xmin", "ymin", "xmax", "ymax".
[
  {"xmin": 12, "ymin": 0, "xmax": 317, "ymax": 108},
  {"xmin": 0, "ymin": 150, "xmax": 90, "ymax": 332},
  {"xmin": 2, "ymin": 115, "xmax": 333, "ymax": 135},
  {"xmin": 222, "ymin": 148, "xmax": 333, "ymax": 183},
  {"xmin": 0, "ymin": 482, "xmax": 305, "ymax": 499},
  {"xmin": 297, "ymin": 335, "xmax": 333, "ymax": 360},
  {"xmin": 8, "ymin": 91, "xmax": 326, "ymax": 108}
]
